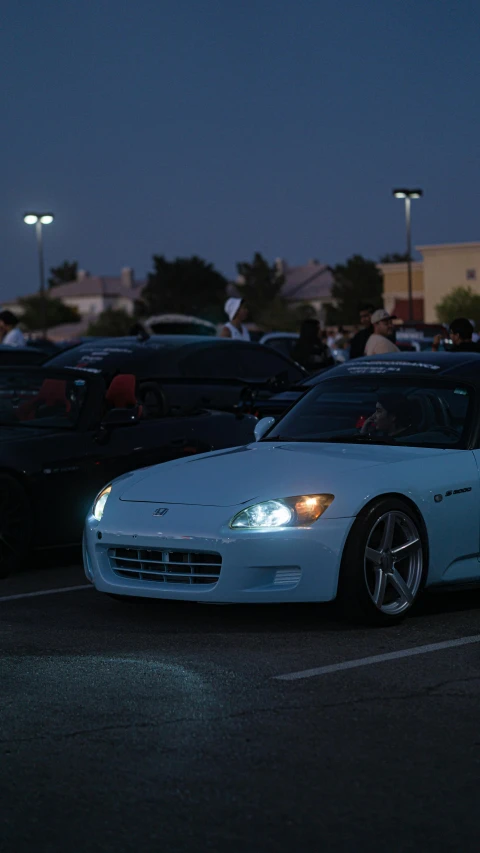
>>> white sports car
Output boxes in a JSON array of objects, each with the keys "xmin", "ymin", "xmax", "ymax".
[{"xmin": 83, "ymin": 352, "xmax": 480, "ymax": 625}]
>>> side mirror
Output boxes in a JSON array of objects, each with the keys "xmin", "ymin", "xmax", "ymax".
[
  {"xmin": 101, "ymin": 406, "xmax": 141, "ymax": 428},
  {"xmin": 254, "ymin": 416, "xmax": 275, "ymax": 441}
]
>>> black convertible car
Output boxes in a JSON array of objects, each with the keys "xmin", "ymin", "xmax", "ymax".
[
  {"xmin": 46, "ymin": 335, "xmax": 307, "ymax": 414},
  {"xmin": 0, "ymin": 365, "xmax": 256, "ymax": 575}
]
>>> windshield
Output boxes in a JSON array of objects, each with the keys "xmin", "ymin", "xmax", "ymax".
[
  {"xmin": 263, "ymin": 379, "xmax": 473, "ymax": 448},
  {"xmin": 0, "ymin": 371, "xmax": 89, "ymax": 429}
]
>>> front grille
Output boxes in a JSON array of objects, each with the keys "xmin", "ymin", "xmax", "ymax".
[{"xmin": 108, "ymin": 547, "xmax": 222, "ymax": 586}]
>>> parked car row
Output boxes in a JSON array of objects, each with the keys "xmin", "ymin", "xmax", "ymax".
[{"xmin": 0, "ymin": 327, "xmax": 456, "ymax": 584}]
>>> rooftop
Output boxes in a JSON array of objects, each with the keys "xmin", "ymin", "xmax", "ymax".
[{"xmin": 52, "ymin": 269, "xmax": 145, "ymax": 300}]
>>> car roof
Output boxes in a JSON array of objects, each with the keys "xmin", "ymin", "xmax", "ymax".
[
  {"xmin": 261, "ymin": 332, "xmax": 299, "ymax": 341},
  {"xmin": 303, "ymin": 351, "xmax": 480, "ymax": 387},
  {"xmin": 49, "ymin": 334, "xmax": 266, "ymax": 353},
  {"xmin": 45, "ymin": 334, "xmax": 287, "ymax": 378}
]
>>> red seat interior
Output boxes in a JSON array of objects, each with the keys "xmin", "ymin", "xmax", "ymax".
[
  {"xmin": 106, "ymin": 374, "xmax": 138, "ymax": 409},
  {"xmin": 39, "ymin": 379, "xmax": 71, "ymax": 410},
  {"xmin": 18, "ymin": 378, "xmax": 71, "ymax": 421}
]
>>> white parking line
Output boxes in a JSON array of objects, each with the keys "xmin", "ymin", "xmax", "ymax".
[
  {"xmin": 274, "ymin": 634, "xmax": 480, "ymax": 681},
  {"xmin": 0, "ymin": 584, "xmax": 93, "ymax": 603}
]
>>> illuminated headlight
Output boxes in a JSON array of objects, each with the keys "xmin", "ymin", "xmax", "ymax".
[
  {"xmin": 230, "ymin": 495, "xmax": 334, "ymax": 529},
  {"xmin": 92, "ymin": 485, "xmax": 112, "ymax": 521}
]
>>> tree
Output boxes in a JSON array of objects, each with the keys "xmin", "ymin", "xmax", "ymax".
[
  {"xmin": 326, "ymin": 254, "xmax": 383, "ymax": 325},
  {"xmin": 234, "ymin": 251, "xmax": 303, "ymax": 329},
  {"xmin": 48, "ymin": 260, "xmax": 78, "ymax": 289},
  {"xmin": 379, "ymin": 252, "xmax": 410, "ymax": 263},
  {"xmin": 19, "ymin": 295, "xmax": 80, "ymax": 330},
  {"xmin": 140, "ymin": 255, "xmax": 228, "ymax": 322},
  {"xmin": 86, "ymin": 309, "xmax": 133, "ymax": 337},
  {"xmin": 436, "ymin": 286, "xmax": 480, "ymax": 326},
  {"xmin": 236, "ymin": 253, "xmax": 285, "ymax": 316}
]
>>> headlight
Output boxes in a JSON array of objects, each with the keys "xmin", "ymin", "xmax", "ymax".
[
  {"xmin": 92, "ymin": 485, "xmax": 112, "ymax": 521},
  {"xmin": 230, "ymin": 494, "xmax": 334, "ymax": 529}
]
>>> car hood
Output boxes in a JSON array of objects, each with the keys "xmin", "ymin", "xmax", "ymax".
[
  {"xmin": 119, "ymin": 441, "xmax": 449, "ymax": 507},
  {"xmin": 0, "ymin": 425, "xmax": 57, "ymax": 443}
]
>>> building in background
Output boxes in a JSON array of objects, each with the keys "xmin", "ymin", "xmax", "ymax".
[
  {"xmin": 45, "ymin": 267, "xmax": 144, "ymax": 317},
  {"xmin": 277, "ymin": 259, "xmax": 335, "ymax": 320},
  {"xmin": 419, "ymin": 242, "xmax": 480, "ymax": 323},
  {"xmin": 380, "ymin": 260, "xmax": 424, "ymax": 321},
  {"xmin": 1, "ymin": 267, "xmax": 145, "ymax": 340},
  {"xmin": 380, "ymin": 242, "xmax": 480, "ymax": 323},
  {"xmin": 230, "ymin": 258, "xmax": 335, "ymax": 323}
]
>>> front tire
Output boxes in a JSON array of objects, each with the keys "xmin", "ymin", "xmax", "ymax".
[{"xmin": 337, "ymin": 498, "xmax": 427, "ymax": 626}]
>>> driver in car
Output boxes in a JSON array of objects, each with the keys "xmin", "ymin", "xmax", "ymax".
[{"xmin": 359, "ymin": 394, "xmax": 417, "ymax": 439}]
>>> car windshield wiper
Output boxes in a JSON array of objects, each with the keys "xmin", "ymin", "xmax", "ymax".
[
  {"xmin": 261, "ymin": 435, "xmax": 302, "ymax": 442},
  {"xmin": 315, "ymin": 435, "xmax": 398, "ymax": 445},
  {"xmin": 262, "ymin": 434, "xmax": 398, "ymax": 445}
]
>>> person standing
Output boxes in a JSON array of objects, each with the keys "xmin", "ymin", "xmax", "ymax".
[
  {"xmin": 364, "ymin": 309, "xmax": 400, "ymax": 356},
  {"xmin": 432, "ymin": 318, "xmax": 479, "ymax": 353},
  {"xmin": 349, "ymin": 304, "xmax": 375, "ymax": 359},
  {"xmin": 0, "ymin": 311, "xmax": 26, "ymax": 347},
  {"xmin": 220, "ymin": 298, "xmax": 250, "ymax": 340},
  {"xmin": 292, "ymin": 318, "xmax": 335, "ymax": 372}
]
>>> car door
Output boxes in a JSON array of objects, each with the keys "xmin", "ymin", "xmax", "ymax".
[
  {"xmin": 177, "ymin": 344, "xmax": 249, "ymax": 411},
  {"xmin": 420, "ymin": 383, "xmax": 480, "ymax": 585},
  {"xmin": 96, "ymin": 409, "xmax": 214, "ymax": 487}
]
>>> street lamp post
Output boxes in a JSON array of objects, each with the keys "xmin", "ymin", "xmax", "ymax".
[
  {"xmin": 392, "ymin": 189, "xmax": 423, "ymax": 322},
  {"xmin": 23, "ymin": 212, "xmax": 54, "ymax": 336}
]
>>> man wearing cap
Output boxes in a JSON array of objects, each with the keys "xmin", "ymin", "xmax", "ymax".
[
  {"xmin": 220, "ymin": 298, "xmax": 250, "ymax": 340},
  {"xmin": 364, "ymin": 309, "xmax": 400, "ymax": 356}
]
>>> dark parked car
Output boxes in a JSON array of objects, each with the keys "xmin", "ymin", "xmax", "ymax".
[
  {"xmin": 46, "ymin": 335, "xmax": 307, "ymax": 414},
  {"xmin": 0, "ymin": 365, "xmax": 257, "ymax": 575}
]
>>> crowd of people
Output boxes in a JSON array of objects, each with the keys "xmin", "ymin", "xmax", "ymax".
[{"xmin": 219, "ymin": 298, "xmax": 480, "ymax": 371}]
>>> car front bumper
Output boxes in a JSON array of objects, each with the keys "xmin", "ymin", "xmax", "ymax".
[{"xmin": 83, "ymin": 499, "xmax": 354, "ymax": 604}]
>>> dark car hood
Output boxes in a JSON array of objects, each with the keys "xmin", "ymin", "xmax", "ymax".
[{"xmin": 0, "ymin": 425, "xmax": 61, "ymax": 443}]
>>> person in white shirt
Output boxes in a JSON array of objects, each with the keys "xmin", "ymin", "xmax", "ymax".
[
  {"xmin": 220, "ymin": 298, "xmax": 250, "ymax": 340},
  {"xmin": 364, "ymin": 309, "xmax": 400, "ymax": 356},
  {"xmin": 0, "ymin": 311, "xmax": 26, "ymax": 347}
]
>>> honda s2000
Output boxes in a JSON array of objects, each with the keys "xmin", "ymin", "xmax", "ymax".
[{"xmin": 84, "ymin": 352, "xmax": 480, "ymax": 625}]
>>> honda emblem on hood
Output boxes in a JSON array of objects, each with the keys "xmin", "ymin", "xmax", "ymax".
[{"xmin": 153, "ymin": 508, "xmax": 169, "ymax": 517}]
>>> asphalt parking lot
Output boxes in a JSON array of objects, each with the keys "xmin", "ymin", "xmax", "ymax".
[{"xmin": 2, "ymin": 554, "xmax": 480, "ymax": 852}]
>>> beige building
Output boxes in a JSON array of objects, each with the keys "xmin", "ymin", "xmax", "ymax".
[
  {"xmin": 380, "ymin": 242, "xmax": 480, "ymax": 323},
  {"xmin": 47, "ymin": 267, "xmax": 145, "ymax": 317},
  {"xmin": 380, "ymin": 260, "xmax": 424, "ymax": 322},
  {"xmin": 419, "ymin": 242, "xmax": 480, "ymax": 322}
]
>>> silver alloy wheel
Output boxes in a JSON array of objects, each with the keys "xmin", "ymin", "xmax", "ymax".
[{"xmin": 364, "ymin": 511, "xmax": 423, "ymax": 615}]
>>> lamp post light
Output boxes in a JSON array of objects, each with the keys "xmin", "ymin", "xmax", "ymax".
[
  {"xmin": 392, "ymin": 189, "xmax": 422, "ymax": 322},
  {"xmin": 23, "ymin": 212, "xmax": 54, "ymax": 336}
]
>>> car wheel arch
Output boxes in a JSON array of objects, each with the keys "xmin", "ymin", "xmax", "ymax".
[
  {"xmin": 336, "ymin": 492, "xmax": 430, "ymax": 624},
  {"xmin": 354, "ymin": 491, "xmax": 429, "ymax": 551}
]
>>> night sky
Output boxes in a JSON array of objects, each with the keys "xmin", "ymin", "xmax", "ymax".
[{"xmin": 1, "ymin": 0, "xmax": 479, "ymax": 301}]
